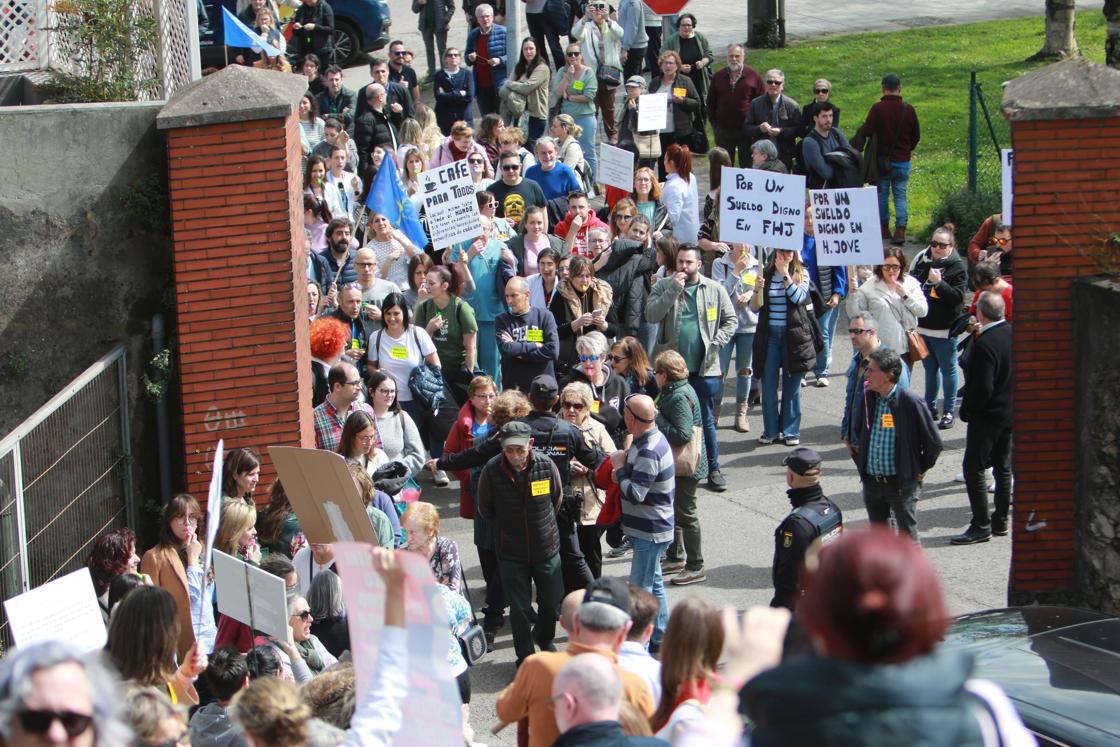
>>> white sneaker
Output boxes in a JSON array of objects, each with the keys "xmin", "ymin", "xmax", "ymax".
[{"xmin": 433, "ymin": 469, "xmax": 450, "ymax": 487}]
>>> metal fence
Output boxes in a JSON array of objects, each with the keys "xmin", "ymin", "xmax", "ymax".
[
  {"xmin": 0, "ymin": 0, "xmax": 197, "ymax": 98},
  {"xmin": 968, "ymin": 70, "xmax": 1011, "ymax": 194},
  {"xmin": 0, "ymin": 346, "xmax": 135, "ymax": 648}
]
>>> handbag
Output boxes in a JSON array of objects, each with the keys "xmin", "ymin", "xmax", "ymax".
[
  {"xmin": 635, "ymin": 131, "xmax": 661, "ymax": 160},
  {"xmin": 672, "ymin": 396, "xmax": 703, "ymax": 477},
  {"xmin": 456, "ymin": 569, "xmax": 489, "ymax": 665},
  {"xmin": 906, "ymin": 329, "xmax": 929, "ymax": 364},
  {"xmin": 689, "ymin": 114, "xmax": 709, "ymax": 154},
  {"xmin": 596, "ymin": 63, "xmax": 623, "ymax": 88}
]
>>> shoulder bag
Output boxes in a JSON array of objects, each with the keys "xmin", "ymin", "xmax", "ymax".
[
  {"xmin": 456, "ymin": 568, "xmax": 489, "ymax": 665},
  {"xmin": 672, "ymin": 393, "xmax": 703, "ymax": 477},
  {"xmin": 887, "ymin": 292, "xmax": 928, "ymax": 364}
]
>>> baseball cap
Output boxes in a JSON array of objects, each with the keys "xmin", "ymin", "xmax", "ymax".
[
  {"xmin": 499, "ymin": 421, "xmax": 532, "ymax": 447},
  {"xmin": 783, "ymin": 447, "xmax": 822, "ymax": 476},
  {"xmin": 624, "ymin": 75, "xmax": 646, "ymax": 88},
  {"xmin": 529, "ymin": 374, "xmax": 559, "ymax": 399},
  {"xmin": 582, "ymin": 576, "xmax": 631, "ymax": 615},
  {"xmin": 881, "ymin": 73, "xmax": 901, "ymax": 89}
]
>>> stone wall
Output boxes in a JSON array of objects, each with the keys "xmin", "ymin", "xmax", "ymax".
[
  {"xmin": 0, "ymin": 101, "xmax": 172, "ymax": 504},
  {"xmin": 1074, "ymin": 278, "xmax": 1120, "ymax": 614}
]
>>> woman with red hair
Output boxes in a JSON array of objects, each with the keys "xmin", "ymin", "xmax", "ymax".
[
  {"xmin": 741, "ymin": 526, "xmax": 1029, "ymax": 746},
  {"xmin": 87, "ymin": 527, "xmax": 141, "ymax": 622},
  {"xmin": 661, "ymin": 144, "xmax": 699, "ymax": 245},
  {"xmin": 309, "ymin": 316, "xmax": 350, "ymax": 407}
]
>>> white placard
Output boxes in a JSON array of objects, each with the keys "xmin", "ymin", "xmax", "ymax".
[
  {"xmin": 333, "ymin": 544, "xmax": 462, "ymax": 745},
  {"xmin": 199, "ymin": 439, "xmax": 223, "ymax": 610},
  {"xmin": 808, "ymin": 187, "xmax": 884, "ymax": 267},
  {"xmin": 1001, "ymin": 148, "xmax": 1013, "ymax": 225},
  {"xmin": 599, "ymin": 142, "xmax": 635, "ymax": 191},
  {"xmin": 718, "ymin": 167, "xmax": 806, "ymax": 251},
  {"xmin": 3, "ymin": 568, "xmax": 107, "ymax": 652},
  {"xmin": 419, "ymin": 160, "xmax": 482, "ymax": 250},
  {"xmin": 637, "ymin": 92, "xmax": 668, "ymax": 132},
  {"xmin": 212, "ymin": 550, "xmax": 289, "ymax": 640}
]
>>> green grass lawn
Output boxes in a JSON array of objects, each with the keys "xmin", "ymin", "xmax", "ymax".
[{"xmin": 731, "ymin": 11, "xmax": 1108, "ymax": 238}]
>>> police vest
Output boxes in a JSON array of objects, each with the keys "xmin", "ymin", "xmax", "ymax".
[
  {"xmin": 791, "ymin": 501, "xmax": 843, "ymax": 545},
  {"xmin": 526, "ymin": 418, "xmax": 575, "ymax": 485}
]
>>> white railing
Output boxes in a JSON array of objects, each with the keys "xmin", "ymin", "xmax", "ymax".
[{"xmin": 0, "ymin": 345, "xmax": 135, "ymax": 645}]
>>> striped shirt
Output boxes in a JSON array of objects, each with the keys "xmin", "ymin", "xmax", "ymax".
[
  {"xmin": 866, "ymin": 386, "xmax": 898, "ymax": 476},
  {"xmin": 618, "ymin": 427, "xmax": 675, "ymax": 544},
  {"xmin": 766, "ymin": 274, "xmax": 810, "ymax": 327}
]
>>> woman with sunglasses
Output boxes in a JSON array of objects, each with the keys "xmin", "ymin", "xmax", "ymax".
[
  {"xmin": 553, "ymin": 43, "xmax": 600, "ymax": 186},
  {"xmin": 554, "ymin": 256, "xmax": 615, "ymax": 374},
  {"xmin": 560, "ymin": 381, "xmax": 617, "ymax": 578},
  {"xmin": 910, "ymin": 225, "xmax": 969, "ymax": 431},
  {"xmin": 847, "ymin": 245, "xmax": 928, "ymax": 359},
  {"xmin": 799, "ymin": 78, "xmax": 841, "ymax": 136},
  {"xmin": 608, "ymin": 198, "xmax": 638, "ymax": 240},
  {"xmin": 609, "ymin": 336, "xmax": 658, "ymax": 398},
  {"xmin": 967, "ymin": 213, "xmax": 1013, "ymax": 280},
  {"xmin": 476, "ymin": 189, "xmax": 514, "ymax": 241},
  {"xmin": 570, "ymin": 332, "xmax": 631, "ymax": 448},
  {"xmin": 264, "ymin": 595, "xmax": 337, "ymax": 682}
]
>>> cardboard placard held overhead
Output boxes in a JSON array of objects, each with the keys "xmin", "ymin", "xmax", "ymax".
[
  {"xmin": 211, "ymin": 550, "xmax": 289, "ymax": 640},
  {"xmin": 3, "ymin": 568, "xmax": 106, "ymax": 652},
  {"xmin": 1001, "ymin": 148, "xmax": 1014, "ymax": 224},
  {"xmin": 808, "ymin": 187, "xmax": 883, "ymax": 267},
  {"xmin": 419, "ymin": 160, "xmax": 482, "ymax": 250},
  {"xmin": 269, "ymin": 446, "xmax": 379, "ymax": 546},
  {"xmin": 333, "ymin": 544, "xmax": 463, "ymax": 745},
  {"xmin": 637, "ymin": 92, "xmax": 668, "ymax": 132},
  {"xmin": 599, "ymin": 143, "xmax": 635, "ymax": 191},
  {"xmin": 718, "ymin": 167, "xmax": 806, "ymax": 251}
]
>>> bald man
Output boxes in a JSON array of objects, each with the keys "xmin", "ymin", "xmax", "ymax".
[
  {"xmin": 611, "ymin": 393, "xmax": 675, "ymax": 650},
  {"xmin": 551, "ymin": 654, "xmax": 668, "ymax": 746},
  {"xmin": 496, "ymin": 275, "xmax": 560, "ymax": 394}
]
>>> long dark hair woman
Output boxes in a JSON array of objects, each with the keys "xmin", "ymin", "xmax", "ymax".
[
  {"xmin": 256, "ymin": 480, "xmax": 306, "ymax": 559},
  {"xmin": 505, "ymin": 36, "xmax": 551, "ymax": 143},
  {"xmin": 87, "ymin": 527, "xmax": 140, "ymax": 620},
  {"xmin": 610, "ymin": 336, "xmax": 658, "ymax": 398},
  {"xmin": 222, "ymin": 447, "xmax": 261, "ymax": 503}
]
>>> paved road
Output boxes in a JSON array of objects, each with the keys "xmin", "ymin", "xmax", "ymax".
[{"xmin": 421, "ymin": 316, "xmax": 1010, "ymax": 743}]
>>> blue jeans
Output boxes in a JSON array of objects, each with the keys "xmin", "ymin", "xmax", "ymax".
[
  {"xmin": 921, "ymin": 334, "xmax": 959, "ymax": 415},
  {"xmin": 877, "ymin": 160, "xmax": 912, "ymax": 228},
  {"xmin": 718, "ymin": 332, "xmax": 755, "ymax": 401},
  {"xmin": 573, "ymin": 114, "xmax": 598, "ymax": 184},
  {"xmin": 761, "ymin": 326, "xmax": 805, "ymax": 440},
  {"xmin": 476, "ymin": 321, "xmax": 500, "ymax": 389},
  {"xmin": 814, "ymin": 306, "xmax": 840, "ymax": 378},
  {"xmin": 627, "ymin": 535, "xmax": 671, "ymax": 644},
  {"xmin": 687, "ymin": 374, "xmax": 721, "ymax": 473}
]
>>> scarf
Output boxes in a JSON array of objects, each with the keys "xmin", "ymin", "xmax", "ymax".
[{"xmin": 296, "ymin": 638, "xmax": 324, "ymax": 673}]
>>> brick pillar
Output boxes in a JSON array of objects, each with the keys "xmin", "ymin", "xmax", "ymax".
[
  {"xmin": 157, "ymin": 66, "xmax": 312, "ymax": 502},
  {"xmin": 1002, "ymin": 58, "xmax": 1120, "ymax": 603}
]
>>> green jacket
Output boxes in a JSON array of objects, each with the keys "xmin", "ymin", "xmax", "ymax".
[
  {"xmin": 645, "ymin": 274, "xmax": 737, "ymax": 378},
  {"xmin": 654, "ymin": 378, "xmax": 708, "ymax": 481},
  {"xmin": 663, "ymin": 31, "xmax": 714, "ymax": 98}
]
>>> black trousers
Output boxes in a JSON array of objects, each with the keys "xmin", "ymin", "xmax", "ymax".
[
  {"xmin": 963, "ymin": 420, "xmax": 1013, "ymax": 527},
  {"xmin": 559, "ymin": 519, "xmax": 594, "ymax": 593},
  {"xmin": 577, "ymin": 523, "xmax": 604, "ymax": 579},
  {"xmin": 476, "ymin": 546, "xmax": 506, "ymax": 626},
  {"xmin": 527, "ymin": 11, "xmax": 566, "ymax": 71},
  {"xmin": 623, "ymin": 48, "xmax": 645, "ymax": 81},
  {"xmin": 476, "ymin": 85, "xmax": 500, "ymax": 116},
  {"xmin": 644, "ymin": 25, "xmax": 663, "ymax": 74}
]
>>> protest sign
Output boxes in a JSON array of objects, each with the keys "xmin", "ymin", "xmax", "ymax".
[
  {"xmin": 1001, "ymin": 148, "xmax": 1013, "ymax": 224},
  {"xmin": 270, "ymin": 446, "xmax": 380, "ymax": 546},
  {"xmin": 808, "ymin": 187, "xmax": 883, "ymax": 266},
  {"xmin": 3, "ymin": 568, "xmax": 106, "ymax": 652},
  {"xmin": 599, "ymin": 143, "xmax": 635, "ymax": 191},
  {"xmin": 419, "ymin": 160, "xmax": 481, "ymax": 250},
  {"xmin": 198, "ymin": 439, "xmax": 223, "ymax": 629},
  {"xmin": 637, "ymin": 93, "xmax": 668, "ymax": 132},
  {"xmin": 718, "ymin": 167, "xmax": 805, "ymax": 251},
  {"xmin": 334, "ymin": 544, "xmax": 462, "ymax": 746},
  {"xmin": 212, "ymin": 550, "xmax": 288, "ymax": 640}
]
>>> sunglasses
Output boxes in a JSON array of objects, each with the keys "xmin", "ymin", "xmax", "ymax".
[
  {"xmin": 294, "ymin": 610, "xmax": 313, "ymax": 621},
  {"xmin": 578, "ymin": 354, "xmax": 600, "ymax": 362},
  {"xmin": 562, "ymin": 401, "xmax": 587, "ymax": 410},
  {"xmin": 766, "ymin": 79, "xmax": 783, "ymax": 85},
  {"xmin": 929, "ymin": 240, "xmax": 951, "ymax": 248},
  {"xmin": 610, "ymin": 354, "xmax": 628, "ymax": 363},
  {"xmin": 882, "ymin": 263, "xmax": 902, "ymax": 270},
  {"xmin": 17, "ymin": 710, "xmax": 94, "ymax": 738},
  {"xmin": 990, "ymin": 236, "xmax": 1010, "ymax": 246},
  {"xmin": 468, "ymin": 159, "xmax": 485, "ymax": 165},
  {"xmin": 501, "ymin": 163, "xmax": 520, "ymax": 171},
  {"xmin": 814, "ymin": 88, "xmax": 830, "ymax": 94},
  {"xmin": 566, "ymin": 50, "xmax": 582, "ymax": 57},
  {"xmin": 848, "ymin": 328, "xmax": 871, "ymax": 335}
]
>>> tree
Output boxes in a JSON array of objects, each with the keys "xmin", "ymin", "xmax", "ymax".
[{"xmin": 1030, "ymin": 0, "xmax": 1079, "ymax": 61}]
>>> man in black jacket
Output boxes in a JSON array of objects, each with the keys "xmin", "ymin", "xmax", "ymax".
[
  {"xmin": 356, "ymin": 58, "xmax": 416, "ymax": 128},
  {"xmin": 354, "ymin": 85, "xmax": 398, "ymax": 172},
  {"xmin": 593, "ymin": 233, "xmax": 652, "ymax": 340},
  {"xmin": 478, "ymin": 421, "xmax": 565, "ymax": 664},
  {"xmin": 497, "ymin": 277, "xmax": 560, "ymax": 393},
  {"xmin": 291, "ymin": 0, "xmax": 334, "ymax": 64},
  {"xmin": 744, "ymin": 68, "xmax": 801, "ymax": 170},
  {"xmin": 317, "ymin": 65, "xmax": 357, "ymax": 132},
  {"xmin": 770, "ymin": 448, "xmax": 842, "ymax": 610},
  {"xmin": 852, "ymin": 348, "xmax": 942, "ymax": 540},
  {"xmin": 951, "ymin": 292, "xmax": 1014, "ymax": 545}
]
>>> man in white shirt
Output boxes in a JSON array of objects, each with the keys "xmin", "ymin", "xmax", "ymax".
[
  {"xmin": 616, "ymin": 584, "xmax": 662, "ymax": 703},
  {"xmin": 326, "ymin": 144, "xmax": 362, "ymax": 222}
]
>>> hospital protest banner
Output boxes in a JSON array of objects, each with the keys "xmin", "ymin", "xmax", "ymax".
[
  {"xmin": 420, "ymin": 160, "xmax": 481, "ymax": 250},
  {"xmin": 807, "ymin": 187, "xmax": 883, "ymax": 267},
  {"xmin": 718, "ymin": 167, "xmax": 805, "ymax": 252}
]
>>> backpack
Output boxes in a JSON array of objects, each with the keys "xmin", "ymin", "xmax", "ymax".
[{"xmin": 822, "ymin": 145, "xmax": 865, "ymax": 188}]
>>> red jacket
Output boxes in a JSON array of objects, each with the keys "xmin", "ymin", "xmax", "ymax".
[
  {"xmin": 554, "ymin": 212, "xmax": 610, "ymax": 257},
  {"xmin": 706, "ymin": 65, "xmax": 764, "ymax": 130},
  {"xmin": 443, "ymin": 401, "xmax": 487, "ymax": 518},
  {"xmin": 856, "ymin": 94, "xmax": 921, "ymax": 162}
]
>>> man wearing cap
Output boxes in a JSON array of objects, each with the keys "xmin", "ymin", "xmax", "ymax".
[
  {"xmin": 852, "ymin": 73, "xmax": 921, "ymax": 244},
  {"xmin": 707, "ymin": 44, "xmax": 763, "ymax": 167},
  {"xmin": 771, "ymin": 447, "xmax": 843, "ymax": 610},
  {"xmin": 477, "ymin": 421, "xmax": 565, "ymax": 665},
  {"xmin": 496, "ymin": 577, "xmax": 657, "ymax": 747}
]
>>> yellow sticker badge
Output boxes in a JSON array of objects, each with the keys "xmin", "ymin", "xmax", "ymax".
[
  {"xmin": 390, "ymin": 346, "xmax": 408, "ymax": 360},
  {"xmin": 572, "ymin": 80, "xmax": 586, "ymax": 92},
  {"xmin": 531, "ymin": 479, "xmax": 551, "ymax": 496},
  {"xmin": 881, "ymin": 413, "xmax": 895, "ymax": 429},
  {"xmin": 706, "ymin": 306, "xmax": 717, "ymax": 322},
  {"xmin": 742, "ymin": 272, "xmax": 757, "ymax": 286},
  {"xmin": 673, "ymin": 87, "xmax": 687, "ymax": 98},
  {"xmin": 526, "ymin": 328, "xmax": 544, "ymax": 343}
]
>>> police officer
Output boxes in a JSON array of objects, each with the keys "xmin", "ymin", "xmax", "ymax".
[
  {"xmin": 428, "ymin": 373, "xmax": 603, "ymax": 594},
  {"xmin": 770, "ymin": 447, "xmax": 842, "ymax": 610}
]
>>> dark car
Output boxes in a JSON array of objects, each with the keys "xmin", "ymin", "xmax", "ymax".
[
  {"xmin": 943, "ymin": 606, "xmax": 1120, "ymax": 747},
  {"xmin": 199, "ymin": 0, "xmax": 391, "ymax": 68}
]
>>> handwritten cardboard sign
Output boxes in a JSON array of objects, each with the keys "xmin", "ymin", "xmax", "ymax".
[
  {"xmin": 808, "ymin": 187, "xmax": 883, "ymax": 266},
  {"xmin": 269, "ymin": 446, "xmax": 379, "ymax": 546},
  {"xmin": 718, "ymin": 167, "xmax": 805, "ymax": 252},
  {"xmin": 420, "ymin": 160, "xmax": 481, "ymax": 250}
]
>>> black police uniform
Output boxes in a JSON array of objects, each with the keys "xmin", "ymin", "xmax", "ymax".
[{"xmin": 770, "ymin": 484, "xmax": 842, "ymax": 610}]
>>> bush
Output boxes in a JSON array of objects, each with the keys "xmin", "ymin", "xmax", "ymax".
[{"xmin": 925, "ymin": 184, "xmax": 1002, "ymax": 246}]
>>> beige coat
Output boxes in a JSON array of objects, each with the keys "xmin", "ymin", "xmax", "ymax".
[
  {"xmin": 141, "ymin": 544, "xmax": 196, "ymax": 663},
  {"xmin": 503, "ymin": 62, "xmax": 552, "ymax": 120},
  {"xmin": 572, "ymin": 416, "xmax": 616, "ymax": 524}
]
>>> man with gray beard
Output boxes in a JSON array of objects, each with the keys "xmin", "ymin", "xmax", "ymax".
[{"xmin": 705, "ymin": 44, "xmax": 763, "ymax": 167}]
